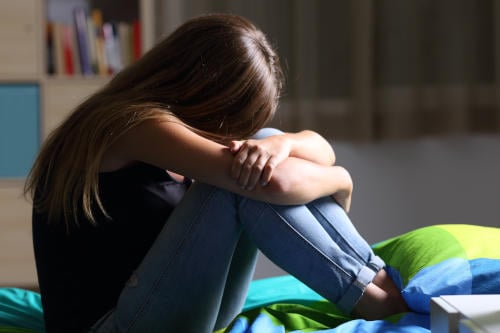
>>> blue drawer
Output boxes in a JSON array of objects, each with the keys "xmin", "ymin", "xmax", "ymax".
[{"xmin": 0, "ymin": 85, "xmax": 40, "ymax": 178}]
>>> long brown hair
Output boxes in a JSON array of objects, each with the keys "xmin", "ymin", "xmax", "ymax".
[{"xmin": 25, "ymin": 14, "xmax": 284, "ymax": 227}]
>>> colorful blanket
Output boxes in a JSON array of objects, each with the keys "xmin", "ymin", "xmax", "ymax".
[
  {"xmin": 1, "ymin": 224, "xmax": 499, "ymax": 333},
  {"xmin": 218, "ymin": 224, "xmax": 500, "ymax": 333}
]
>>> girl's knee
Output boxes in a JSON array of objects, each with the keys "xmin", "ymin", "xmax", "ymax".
[{"xmin": 252, "ymin": 128, "xmax": 284, "ymax": 140}]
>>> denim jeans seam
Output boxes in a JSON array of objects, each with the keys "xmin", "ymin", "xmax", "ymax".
[
  {"xmin": 265, "ymin": 203, "xmax": 353, "ymax": 280},
  {"xmin": 124, "ymin": 186, "xmax": 220, "ymax": 332},
  {"xmin": 308, "ymin": 202, "xmax": 369, "ymax": 265}
]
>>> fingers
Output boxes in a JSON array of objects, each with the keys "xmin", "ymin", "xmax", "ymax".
[
  {"xmin": 241, "ymin": 154, "xmax": 267, "ymax": 190},
  {"xmin": 230, "ymin": 144, "xmax": 248, "ymax": 180},
  {"xmin": 231, "ymin": 142, "xmax": 275, "ymax": 190},
  {"xmin": 260, "ymin": 156, "xmax": 277, "ymax": 186},
  {"xmin": 229, "ymin": 140, "xmax": 243, "ymax": 153}
]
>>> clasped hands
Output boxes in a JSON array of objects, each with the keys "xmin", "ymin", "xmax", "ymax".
[
  {"xmin": 229, "ymin": 135, "xmax": 290, "ymax": 191},
  {"xmin": 228, "ymin": 135, "xmax": 352, "ymax": 212}
]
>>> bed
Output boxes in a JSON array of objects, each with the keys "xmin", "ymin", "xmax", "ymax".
[{"xmin": 1, "ymin": 224, "xmax": 499, "ymax": 333}]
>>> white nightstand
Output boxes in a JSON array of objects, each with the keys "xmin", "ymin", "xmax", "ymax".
[{"xmin": 431, "ymin": 295, "xmax": 500, "ymax": 333}]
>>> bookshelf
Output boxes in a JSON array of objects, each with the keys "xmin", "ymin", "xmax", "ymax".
[{"xmin": 0, "ymin": 0, "xmax": 157, "ymax": 288}]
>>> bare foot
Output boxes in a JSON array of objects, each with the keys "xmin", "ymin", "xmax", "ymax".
[
  {"xmin": 372, "ymin": 268, "xmax": 401, "ymax": 297},
  {"xmin": 351, "ymin": 282, "xmax": 409, "ymax": 320}
]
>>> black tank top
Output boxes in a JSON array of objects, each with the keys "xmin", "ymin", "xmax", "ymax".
[{"xmin": 32, "ymin": 162, "xmax": 191, "ymax": 332}]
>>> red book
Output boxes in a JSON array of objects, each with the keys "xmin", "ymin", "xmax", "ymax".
[
  {"xmin": 132, "ymin": 20, "xmax": 141, "ymax": 61},
  {"xmin": 62, "ymin": 25, "xmax": 75, "ymax": 75}
]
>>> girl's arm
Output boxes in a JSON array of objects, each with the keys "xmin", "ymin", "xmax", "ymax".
[
  {"xmin": 280, "ymin": 130, "xmax": 336, "ymax": 165},
  {"xmin": 229, "ymin": 130, "xmax": 336, "ymax": 190},
  {"xmin": 231, "ymin": 130, "xmax": 335, "ymax": 167},
  {"xmin": 104, "ymin": 119, "xmax": 351, "ymax": 207},
  {"xmin": 267, "ymin": 158, "xmax": 353, "ymax": 211}
]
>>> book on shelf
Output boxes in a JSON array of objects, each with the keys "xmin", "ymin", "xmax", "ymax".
[
  {"xmin": 73, "ymin": 7, "xmax": 92, "ymax": 75},
  {"xmin": 51, "ymin": 22, "xmax": 64, "ymax": 75},
  {"xmin": 46, "ymin": 23, "xmax": 55, "ymax": 75},
  {"xmin": 132, "ymin": 20, "xmax": 142, "ymax": 62},
  {"xmin": 46, "ymin": 7, "xmax": 142, "ymax": 77},
  {"xmin": 92, "ymin": 9, "xmax": 108, "ymax": 76},
  {"xmin": 62, "ymin": 24, "xmax": 82, "ymax": 76},
  {"xmin": 118, "ymin": 22, "xmax": 132, "ymax": 69},
  {"xmin": 103, "ymin": 22, "xmax": 123, "ymax": 74}
]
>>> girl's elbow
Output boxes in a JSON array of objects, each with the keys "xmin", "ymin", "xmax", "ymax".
[{"xmin": 264, "ymin": 174, "xmax": 310, "ymax": 205}]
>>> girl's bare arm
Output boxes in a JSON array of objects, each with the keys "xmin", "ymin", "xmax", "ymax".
[{"xmin": 103, "ymin": 119, "xmax": 351, "ymax": 206}]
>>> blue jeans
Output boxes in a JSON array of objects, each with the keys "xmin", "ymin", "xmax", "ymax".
[{"xmin": 90, "ymin": 129, "xmax": 384, "ymax": 333}]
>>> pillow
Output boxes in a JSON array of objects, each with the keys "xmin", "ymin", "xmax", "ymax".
[{"xmin": 373, "ymin": 224, "xmax": 500, "ymax": 313}]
